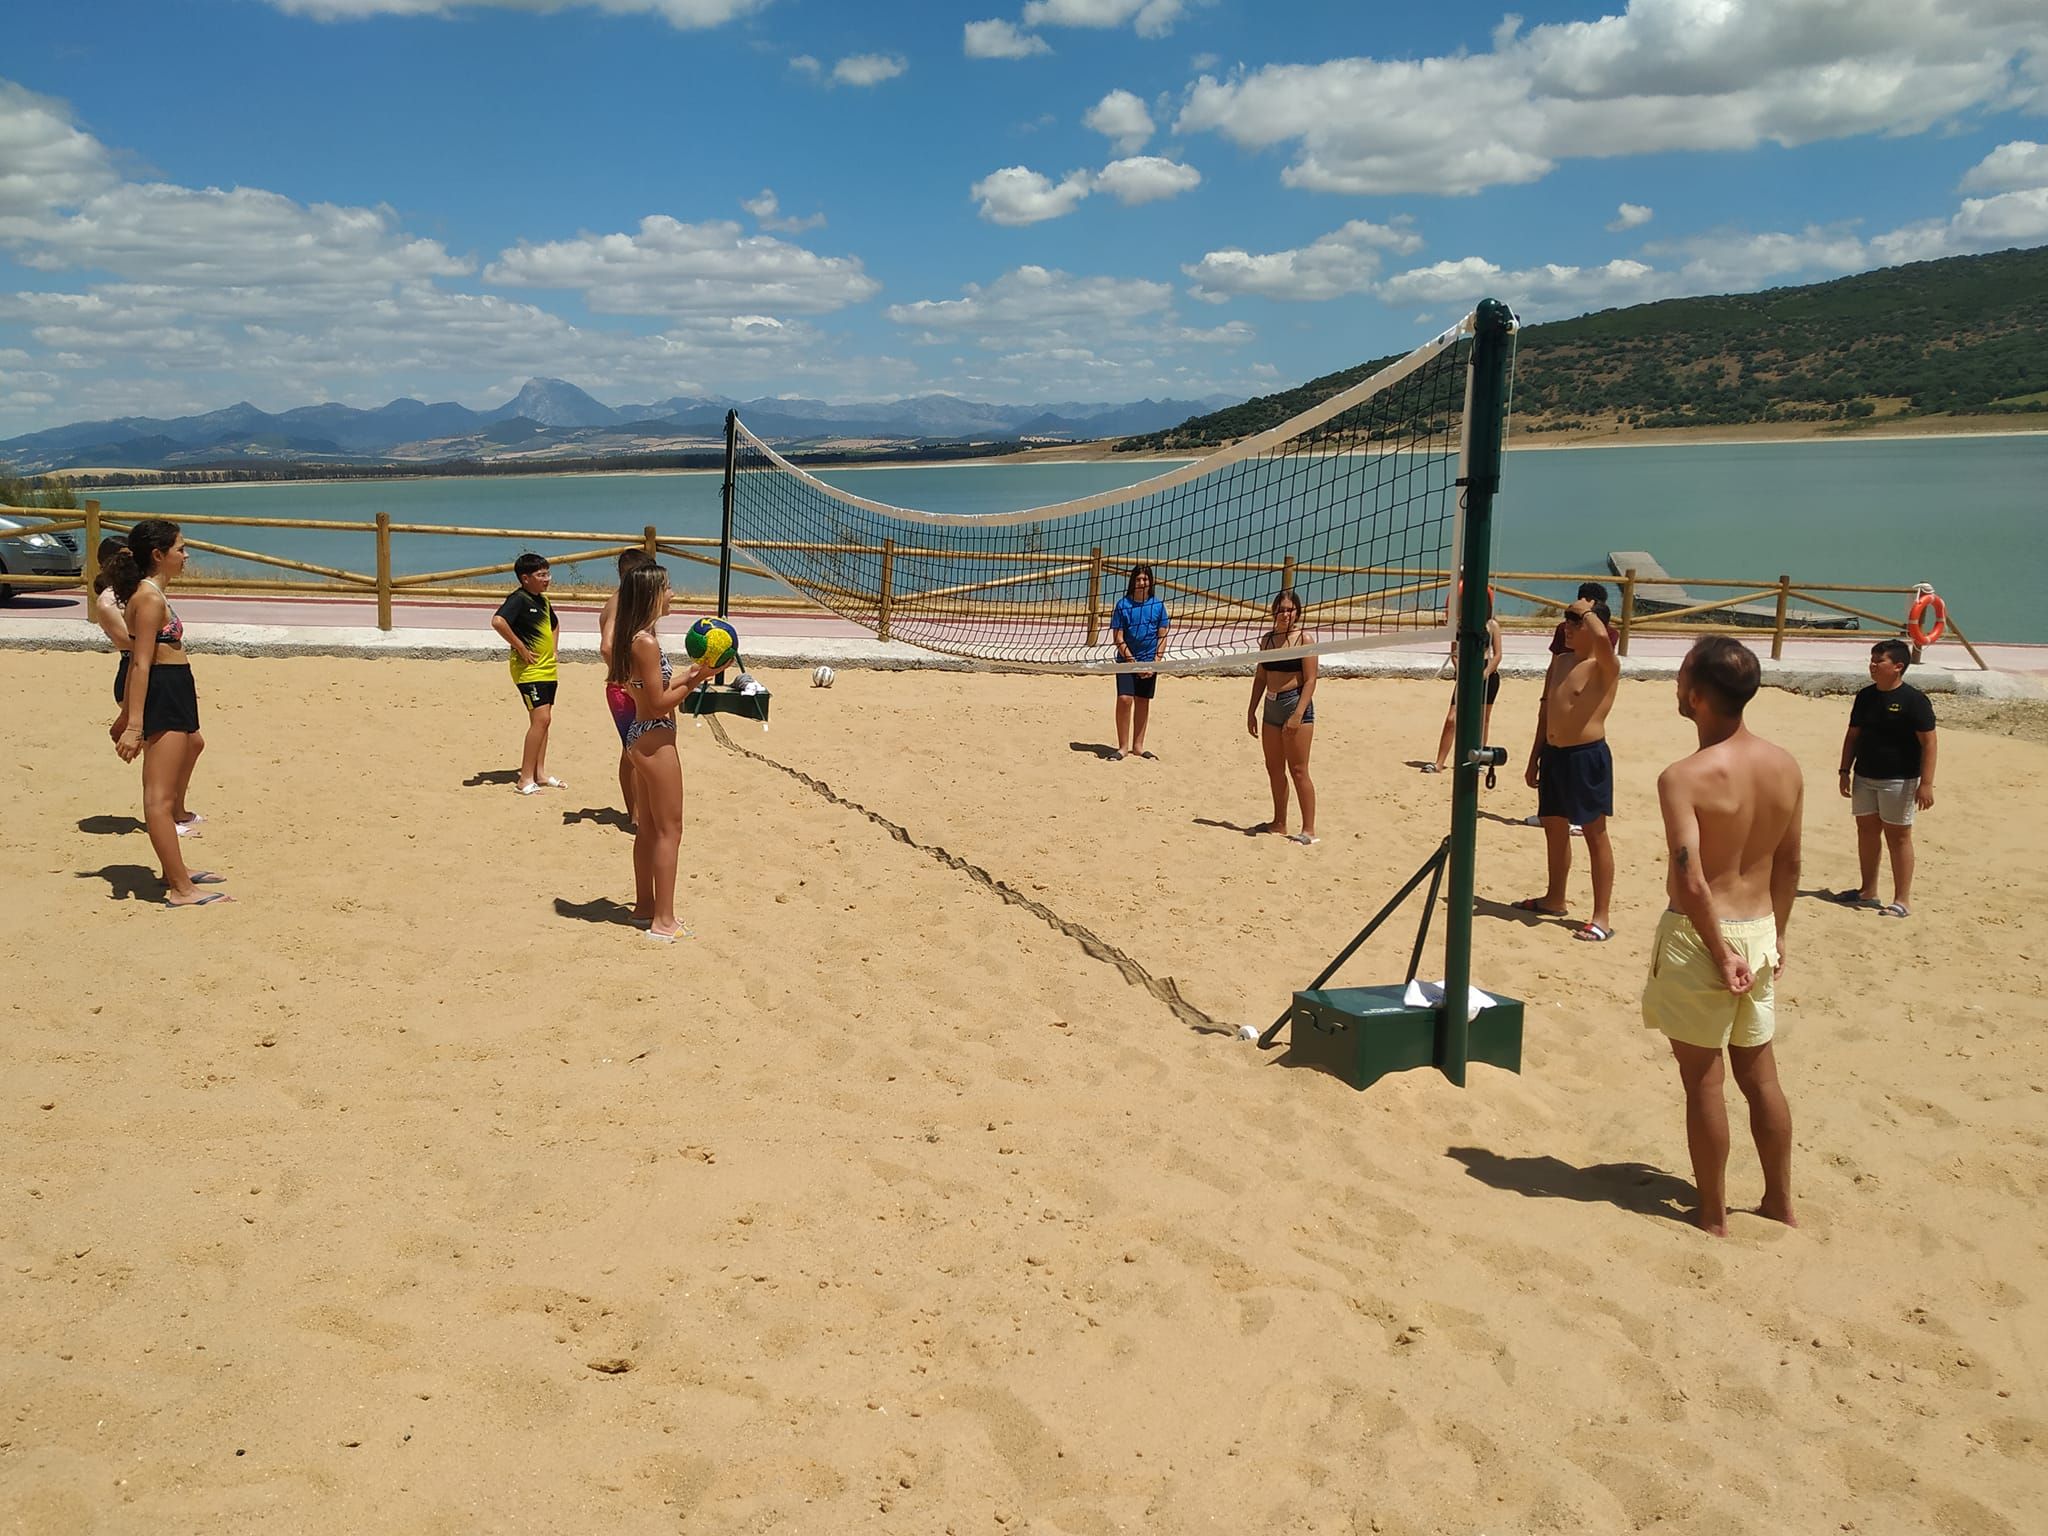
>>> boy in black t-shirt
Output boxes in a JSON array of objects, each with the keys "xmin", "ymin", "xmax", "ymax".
[
  {"xmin": 1828, "ymin": 639, "xmax": 1938, "ymax": 917},
  {"xmin": 490, "ymin": 553, "xmax": 563, "ymax": 795}
]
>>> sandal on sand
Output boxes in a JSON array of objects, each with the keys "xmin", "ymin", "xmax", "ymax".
[
  {"xmin": 168, "ymin": 892, "xmax": 233, "ymax": 908},
  {"xmin": 1420, "ymin": 763, "xmax": 1443, "ymax": 774},
  {"xmin": 1825, "ymin": 889, "xmax": 1879, "ymax": 907},
  {"xmin": 516, "ymin": 782, "xmax": 540, "ymax": 795},
  {"xmin": 1109, "ymin": 750, "xmax": 1126, "ymax": 761},
  {"xmin": 538, "ymin": 776, "xmax": 566, "ymax": 789},
  {"xmin": 1879, "ymin": 902, "xmax": 1911, "ymax": 918},
  {"xmin": 190, "ymin": 871, "xmax": 228, "ymax": 885},
  {"xmin": 1573, "ymin": 922, "xmax": 1614, "ymax": 943},
  {"xmin": 1510, "ymin": 897, "xmax": 1568, "ymax": 917},
  {"xmin": 1288, "ymin": 832, "xmax": 1321, "ymax": 846}
]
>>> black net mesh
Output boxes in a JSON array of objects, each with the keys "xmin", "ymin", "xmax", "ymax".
[{"xmin": 728, "ymin": 319, "xmax": 1476, "ymax": 669}]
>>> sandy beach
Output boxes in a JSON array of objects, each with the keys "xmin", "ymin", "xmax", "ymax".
[{"xmin": 4, "ymin": 649, "xmax": 2046, "ymax": 1533}]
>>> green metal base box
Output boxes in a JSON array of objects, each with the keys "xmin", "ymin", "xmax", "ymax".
[{"xmin": 1285, "ymin": 983, "xmax": 1524, "ymax": 1091}]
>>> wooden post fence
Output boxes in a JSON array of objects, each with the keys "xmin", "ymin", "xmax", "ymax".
[
  {"xmin": 877, "ymin": 537, "xmax": 896, "ymax": 642},
  {"xmin": 1617, "ymin": 567, "xmax": 1635, "ymax": 657},
  {"xmin": 375, "ymin": 512, "xmax": 394, "ymax": 631},
  {"xmin": 1771, "ymin": 574, "xmax": 1791, "ymax": 660},
  {"xmin": 82, "ymin": 500, "xmax": 101, "ymax": 621},
  {"xmin": 1085, "ymin": 547, "xmax": 1103, "ymax": 646}
]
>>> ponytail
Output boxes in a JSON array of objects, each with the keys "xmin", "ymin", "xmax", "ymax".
[
  {"xmin": 91, "ymin": 537, "xmax": 125, "ymax": 597},
  {"xmin": 111, "ymin": 519, "xmax": 179, "ymax": 604}
]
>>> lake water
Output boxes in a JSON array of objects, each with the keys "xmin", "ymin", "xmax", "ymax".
[{"xmin": 102, "ymin": 434, "xmax": 2046, "ymax": 641}]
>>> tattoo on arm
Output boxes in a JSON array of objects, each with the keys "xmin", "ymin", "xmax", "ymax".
[{"xmin": 1676, "ymin": 845, "xmax": 1691, "ymax": 869}]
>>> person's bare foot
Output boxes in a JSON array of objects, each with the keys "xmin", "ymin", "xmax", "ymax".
[
  {"xmin": 1756, "ymin": 1196, "xmax": 1798, "ymax": 1228},
  {"xmin": 165, "ymin": 890, "xmax": 234, "ymax": 908},
  {"xmin": 1250, "ymin": 821, "xmax": 1287, "ymax": 836},
  {"xmin": 1694, "ymin": 1207, "xmax": 1729, "ymax": 1238}
]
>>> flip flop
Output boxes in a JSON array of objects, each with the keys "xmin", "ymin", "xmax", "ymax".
[
  {"xmin": 176, "ymin": 812, "xmax": 206, "ymax": 827},
  {"xmin": 538, "ymin": 776, "xmax": 566, "ymax": 789},
  {"xmin": 1138, "ymin": 751, "xmax": 1157, "ymax": 760},
  {"xmin": 168, "ymin": 892, "xmax": 233, "ymax": 908},
  {"xmin": 516, "ymin": 782, "xmax": 540, "ymax": 796},
  {"xmin": 1825, "ymin": 889, "xmax": 1879, "ymax": 907},
  {"xmin": 1108, "ymin": 750, "xmax": 1125, "ymax": 761},
  {"xmin": 1573, "ymin": 922, "xmax": 1614, "ymax": 942},
  {"xmin": 1510, "ymin": 898, "xmax": 1568, "ymax": 917},
  {"xmin": 189, "ymin": 871, "xmax": 228, "ymax": 885},
  {"xmin": 1878, "ymin": 902, "xmax": 1911, "ymax": 918},
  {"xmin": 1420, "ymin": 763, "xmax": 1443, "ymax": 774},
  {"xmin": 643, "ymin": 925, "xmax": 695, "ymax": 944},
  {"xmin": 1287, "ymin": 832, "xmax": 1321, "ymax": 846}
]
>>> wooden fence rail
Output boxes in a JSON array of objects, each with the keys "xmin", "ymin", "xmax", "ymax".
[{"xmin": 0, "ymin": 499, "xmax": 1986, "ymax": 667}]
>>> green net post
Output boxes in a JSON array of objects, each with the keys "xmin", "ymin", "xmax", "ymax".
[{"xmin": 1439, "ymin": 299, "xmax": 1516, "ymax": 1087}]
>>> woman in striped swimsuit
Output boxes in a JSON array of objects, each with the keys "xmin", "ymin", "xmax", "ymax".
[{"xmin": 605, "ymin": 564, "xmax": 722, "ymax": 942}]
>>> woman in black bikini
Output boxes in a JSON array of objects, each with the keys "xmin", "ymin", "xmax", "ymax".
[
  {"xmin": 1246, "ymin": 587, "xmax": 1319, "ymax": 845},
  {"xmin": 107, "ymin": 520, "xmax": 228, "ymax": 906}
]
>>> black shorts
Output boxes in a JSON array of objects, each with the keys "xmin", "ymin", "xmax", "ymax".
[
  {"xmin": 142, "ymin": 663, "xmax": 200, "ymax": 736},
  {"xmin": 1115, "ymin": 670, "xmax": 1157, "ymax": 699},
  {"xmin": 516, "ymin": 680, "xmax": 558, "ymax": 711},
  {"xmin": 1538, "ymin": 738, "xmax": 1612, "ymax": 825},
  {"xmin": 114, "ymin": 653, "xmax": 130, "ymax": 703},
  {"xmin": 1485, "ymin": 670, "xmax": 1502, "ymax": 706}
]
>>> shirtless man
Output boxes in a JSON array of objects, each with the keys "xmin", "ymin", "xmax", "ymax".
[
  {"xmin": 1644, "ymin": 635, "xmax": 1802, "ymax": 1236},
  {"xmin": 1515, "ymin": 596, "xmax": 1619, "ymax": 940}
]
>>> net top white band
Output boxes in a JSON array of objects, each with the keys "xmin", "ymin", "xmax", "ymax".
[{"xmin": 733, "ymin": 311, "xmax": 1478, "ymax": 530}]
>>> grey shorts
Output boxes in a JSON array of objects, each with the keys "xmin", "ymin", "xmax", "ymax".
[
  {"xmin": 1852, "ymin": 775, "xmax": 1918, "ymax": 826},
  {"xmin": 1262, "ymin": 689, "xmax": 1315, "ymax": 729}
]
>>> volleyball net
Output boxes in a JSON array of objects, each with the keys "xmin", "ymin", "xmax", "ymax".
[{"xmin": 724, "ymin": 313, "xmax": 1492, "ymax": 670}]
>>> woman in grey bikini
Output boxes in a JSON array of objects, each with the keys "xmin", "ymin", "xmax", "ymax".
[{"xmin": 1246, "ymin": 588, "xmax": 1319, "ymax": 845}]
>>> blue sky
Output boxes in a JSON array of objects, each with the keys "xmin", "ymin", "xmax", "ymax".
[{"xmin": 1, "ymin": 0, "xmax": 2044, "ymax": 436}]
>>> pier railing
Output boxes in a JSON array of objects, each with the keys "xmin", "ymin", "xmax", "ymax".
[{"xmin": 0, "ymin": 500, "xmax": 1988, "ymax": 668}]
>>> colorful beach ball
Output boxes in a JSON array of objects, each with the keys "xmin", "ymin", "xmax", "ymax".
[{"xmin": 685, "ymin": 616, "xmax": 739, "ymax": 669}]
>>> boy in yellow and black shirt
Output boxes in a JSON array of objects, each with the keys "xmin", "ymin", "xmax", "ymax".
[{"xmin": 492, "ymin": 552, "xmax": 563, "ymax": 795}]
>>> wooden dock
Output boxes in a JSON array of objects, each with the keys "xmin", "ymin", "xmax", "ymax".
[{"xmin": 1606, "ymin": 551, "xmax": 1859, "ymax": 630}]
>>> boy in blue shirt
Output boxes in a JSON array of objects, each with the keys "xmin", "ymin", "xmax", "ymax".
[{"xmin": 1110, "ymin": 564, "xmax": 1168, "ymax": 761}]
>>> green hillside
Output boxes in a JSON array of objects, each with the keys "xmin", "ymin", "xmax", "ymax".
[{"xmin": 1119, "ymin": 245, "xmax": 2048, "ymax": 450}]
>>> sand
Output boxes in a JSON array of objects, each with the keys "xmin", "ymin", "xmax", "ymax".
[{"xmin": 4, "ymin": 649, "xmax": 2046, "ymax": 1534}]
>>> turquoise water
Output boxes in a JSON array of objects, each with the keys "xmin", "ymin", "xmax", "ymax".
[{"xmin": 104, "ymin": 434, "xmax": 2046, "ymax": 640}]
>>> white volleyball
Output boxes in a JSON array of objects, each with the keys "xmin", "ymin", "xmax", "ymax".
[{"xmin": 812, "ymin": 665, "xmax": 836, "ymax": 689}]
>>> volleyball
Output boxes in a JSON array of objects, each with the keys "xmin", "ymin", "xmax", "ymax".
[
  {"xmin": 812, "ymin": 665, "xmax": 835, "ymax": 689},
  {"xmin": 685, "ymin": 616, "xmax": 739, "ymax": 669}
]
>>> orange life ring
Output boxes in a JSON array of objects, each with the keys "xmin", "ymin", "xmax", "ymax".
[{"xmin": 1907, "ymin": 591, "xmax": 1947, "ymax": 646}]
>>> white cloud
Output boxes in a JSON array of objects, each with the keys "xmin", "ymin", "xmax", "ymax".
[
  {"xmin": 879, "ymin": 265, "xmax": 1258, "ymax": 399},
  {"xmin": 1184, "ymin": 218, "xmax": 1423, "ymax": 302},
  {"xmin": 789, "ymin": 54, "xmax": 822, "ymax": 78},
  {"xmin": 1608, "ymin": 202, "xmax": 1654, "ymax": 231},
  {"xmin": 1959, "ymin": 140, "xmax": 2048, "ymax": 194},
  {"xmin": 1176, "ymin": 0, "xmax": 2048, "ymax": 196},
  {"xmin": 1021, "ymin": 0, "xmax": 1184, "ymax": 37},
  {"xmin": 484, "ymin": 215, "xmax": 881, "ymax": 316},
  {"xmin": 1084, "ymin": 89, "xmax": 1155, "ymax": 153},
  {"xmin": 742, "ymin": 189, "xmax": 826, "ymax": 235},
  {"xmin": 264, "ymin": 0, "xmax": 769, "ymax": 25},
  {"xmin": 3, "ymin": 183, "xmax": 472, "ymax": 294},
  {"xmin": 1649, "ymin": 226, "xmax": 1871, "ymax": 291},
  {"xmin": 970, "ymin": 166, "xmax": 1094, "ymax": 225},
  {"xmin": 1871, "ymin": 188, "xmax": 2048, "ymax": 264},
  {"xmin": 885, "ymin": 265, "xmax": 1171, "ymax": 334},
  {"xmin": 0, "ymin": 83, "xmax": 119, "ymax": 218},
  {"xmin": 964, "ymin": 19, "xmax": 1049, "ymax": 58},
  {"xmin": 1379, "ymin": 256, "xmax": 1664, "ymax": 319},
  {"xmin": 832, "ymin": 53, "xmax": 907, "ymax": 88},
  {"xmin": 1093, "ymin": 156, "xmax": 1200, "ymax": 205}
]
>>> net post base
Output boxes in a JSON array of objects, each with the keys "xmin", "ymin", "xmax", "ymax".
[
  {"xmin": 683, "ymin": 686, "xmax": 771, "ymax": 725},
  {"xmin": 1283, "ymin": 984, "xmax": 1523, "ymax": 1091}
]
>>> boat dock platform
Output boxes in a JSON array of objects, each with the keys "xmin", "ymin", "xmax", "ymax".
[{"xmin": 1606, "ymin": 551, "xmax": 1859, "ymax": 630}]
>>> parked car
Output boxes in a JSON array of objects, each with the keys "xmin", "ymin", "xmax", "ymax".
[{"xmin": 0, "ymin": 513, "xmax": 84, "ymax": 603}]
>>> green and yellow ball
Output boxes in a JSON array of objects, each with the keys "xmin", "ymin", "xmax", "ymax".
[{"xmin": 685, "ymin": 616, "xmax": 740, "ymax": 670}]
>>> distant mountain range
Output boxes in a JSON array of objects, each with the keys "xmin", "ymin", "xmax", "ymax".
[{"xmin": 0, "ymin": 378, "xmax": 1237, "ymax": 474}]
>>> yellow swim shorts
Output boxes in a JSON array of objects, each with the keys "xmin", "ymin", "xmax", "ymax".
[{"xmin": 1641, "ymin": 910, "xmax": 1779, "ymax": 1050}]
